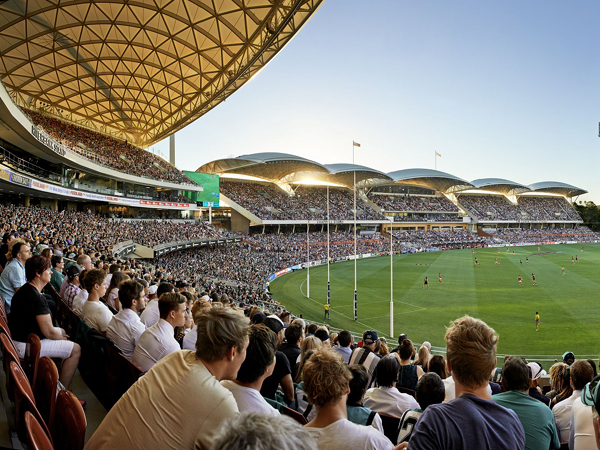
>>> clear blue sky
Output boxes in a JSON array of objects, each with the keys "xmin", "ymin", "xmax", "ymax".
[{"xmin": 152, "ymin": 0, "xmax": 600, "ymax": 203}]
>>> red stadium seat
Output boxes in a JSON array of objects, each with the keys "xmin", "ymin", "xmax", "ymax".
[{"xmin": 25, "ymin": 411, "xmax": 54, "ymax": 450}]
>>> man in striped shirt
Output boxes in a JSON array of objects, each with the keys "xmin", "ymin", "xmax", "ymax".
[{"xmin": 349, "ymin": 330, "xmax": 381, "ymax": 388}]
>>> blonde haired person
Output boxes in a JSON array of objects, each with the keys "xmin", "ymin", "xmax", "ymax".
[
  {"xmin": 87, "ymin": 306, "xmax": 250, "ymax": 450},
  {"xmin": 303, "ymin": 347, "xmax": 400, "ymax": 450},
  {"xmin": 295, "ymin": 335, "xmax": 322, "ymax": 383},
  {"xmin": 413, "ymin": 344, "xmax": 431, "ymax": 372}
]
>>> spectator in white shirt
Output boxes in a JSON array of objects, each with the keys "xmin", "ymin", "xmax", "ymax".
[
  {"xmin": 364, "ymin": 356, "xmax": 419, "ymax": 419},
  {"xmin": 133, "ymin": 292, "xmax": 186, "ymax": 372},
  {"xmin": 106, "ymin": 280, "xmax": 146, "ymax": 361},
  {"xmin": 182, "ymin": 299, "xmax": 211, "ymax": 351},
  {"xmin": 140, "ymin": 282, "xmax": 173, "ymax": 328},
  {"xmin": 303, "ymin": 347, "xmax": 397, "ymax": 449},
  {"xmin": 221, "ymin": 324, "xmax": 279, "ymax": 415},
  {"xmin": 81, "ymin": 269, "xmax": 113, "ymax": 336},
  {"xmin": 105, "ymin": 271, "xmax": 128, "ymax": 311},
  {"xmin": 554, "ymin": 360, "xmax": 594, "ymax": 442}
]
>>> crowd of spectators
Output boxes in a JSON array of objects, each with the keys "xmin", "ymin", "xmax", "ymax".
[
  {"xmin": 153, "ymin": 231, "xmax": 392, "ymax": 293},
  {"xmin": 0, "ymin": 204, "xmax": 225, "ymax": 254},
  {"xmin": 487, "ymin": 226, "xmax": 600, "ymax": 244},
  {"xmin": 4, "ymin": 199, "xmax": 600, "ymax": 449},
  {"xmin": 220, "ymin": 182, "xmax": 386, "ymax": 221},
  {"xmin": 518, "ymin": 196, "xmax": 582, "ymax": 221},
  {"xmin": 370, "ymin": 194, "xmax": 459, "ymax": 213},
  {"xmin": 460, "ymin": 194, "xmax": 582, "ymax": 222},
  {"xmin": 391, "ymin": 213, "xmax": 460, "ymax": 222},
  {"xmin": 23, "ymin": 109, "xmax": 194, "ymax": 185},
  {"xmin": 391, "ymin": 230, "xmax": 489, "ymax": 249}
]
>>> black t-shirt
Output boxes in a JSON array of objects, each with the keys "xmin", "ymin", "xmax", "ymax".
[
  {"xmin": 278, "ymin": 342, "xmax": 301, "ymax": 379},
  {"xmin": 260, "ymin": 350, "xmax": 292, "ymax": 400},
  {"xmin": 8, "ymin": 283, "xmax": 51, "ymax": 342}
]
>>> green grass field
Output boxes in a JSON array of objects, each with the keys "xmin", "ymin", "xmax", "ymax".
[{"xmin": 270, "ymin": 243, "xmax": 600, "ymax": 365}]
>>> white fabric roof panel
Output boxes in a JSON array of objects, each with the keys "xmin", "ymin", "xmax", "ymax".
[{"xmin": 0, "ymin": 0, "xmax": 324, "ymax": 147}]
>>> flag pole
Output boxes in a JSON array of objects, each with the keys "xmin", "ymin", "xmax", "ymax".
[
  {"xmin": 390, "ymin": 217, "xmax": 394, "ymax": 338},
  {"xmin": 306, "ymin": 219, "xmax": 310, "ymax": 298},
  {"xmin": 353, "ymin": 141, "xmax": 358, "ymax": 321},
  {"xmin": 327, "ymin": 183, "xmax": 330, "ymax": 307}
]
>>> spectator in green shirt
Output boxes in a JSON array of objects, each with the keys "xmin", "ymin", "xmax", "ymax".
[
  {"xmin": 50, "ymin": 255, "xmax": 64, "ymax": 293},
  {"xmin": 493, "ymin": 357, "xmax": 561, "ymax": 450}
]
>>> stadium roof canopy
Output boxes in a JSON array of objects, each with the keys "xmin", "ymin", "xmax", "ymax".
[
  {"xmin": 386, "ymin": 168, "xmax": 474, "ymax": 193},
  {"xmin": 320, "ymin": 164, "xmax": 392, "ymax": 188},
  {"xmin": 528, "ymin": 181, "xmax": 588, "ymax": 198},
  {"xmin": 198, "ymin": 154, "xmax": 394, "ymax": 188},
  {"xmin": 197, "ymin": 152, "xmax": 329, "ymax": 181},
  {"xmin": 469, "ymin": 178, "xmax": 531, "ymax": 196},
  {"xmin": 0, "ymin": 0, "xmax": 323, "ymax": 147}
]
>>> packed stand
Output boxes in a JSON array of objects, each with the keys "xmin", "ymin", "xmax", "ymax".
[
  {"xmin": 487, "ymin": 226, "xmax": 599, "ymax": 244},
  {"xmin": 458, "ymin": 194, "xmax": 523, "ymax": 221},
  {"xmin": 3, "ymin": 199, "xmax": 600, "ymax": 450},
  {"xmin": 220, "ymin": 181, "xmax": 386, "ymax": 220},
  {"xmin": 391, "ymin": 213, "xmax": 461, "ymax": 222},
  {"xmin": 23, "ymin": 109, "xmax": 194, "ymax": 185},
  {"xmin": 392, "ymin": 229, "xmax": 489, "ymax": 249},
  {"xmin": 0, "ymin": 204, "xmax": 225, "ymax": 254},
  {"xmin": 154, "ymin": 231, "xmax": 392, "ymax": 291},
  {"xmin": 518, "ymin": 196, "xmax": 582, "ymax": 221},
  {"xmin": 370, "ymin": 194, "xmax": 459, "ymax": 213},
  {"xmin": 459, "ymin": 194, "xmax": 582, "ymax": 222}
]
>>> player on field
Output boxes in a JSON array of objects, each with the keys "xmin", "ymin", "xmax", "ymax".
[
  {"xmin": 474, "ymin": 257, "xmax": 479, "ymax": 265},
  {"xmin": 526, "ymin": 257, "xmax": 529, "ymax": 264},
  {"xmin": 422, "ymin": 277, "xmax": 429, "ymax": 289},
  {"xmin": 561, "ymin": 266, "xmax": 565, "ymax": 276},
  {"xmin": 531, "ymin": 274, "xmax": 537, "ymax": 286},
  {"xmin": 438, "ymin": 273, "xmax": 443, "ymax": 284},
  {"xmin": 494, "ymin": 258, "xmax": 499, "ymax": 265},
  {"xmin": 519, "ymin": 259, "xmax": 523, "ymax": 266},
  {"xmin": 572, "ymin": 256, "xmax": 574, "ymax": 265},
  {"xmin": 535, "ymin": 312, "xmax": 541, "ymax": 331},
  {"xmin": 518, "ymin": 275, "xmax": 522, "ymax": 287}
]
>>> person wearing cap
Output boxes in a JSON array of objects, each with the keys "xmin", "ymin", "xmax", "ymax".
[
  {"xmin": 409, "ymin": 316, "xmax": 525, "ymax": 450},
  {"xmin": 493, "ymin": 357, "xmax": 560, "ymax": 450},
  {"xmin": 563, "ymin": 351, "xmax": 576, "ymax": 366},
  {"xmin": 63, "ymin": 265, "xmax": 82, "ymax": 309},
  {"xmin": 553, "ymin": 360, "xmax": 594, "ymax": 443},
  {"xmin": 527, "ymin": 361, "xmax": 551, "ymax": 406},
  {"xmin": 60, "ymin": 254, "xmax": 92, "ymax": 296},
  {"xmin": 140, "ymin": 282, "xmax": 174, "ymax": 328},
  {"xmin": 349, "ymin": 331, "xmax": 381, "ymax": 389},
  {"xmin": 260, "ymin": 315, "xmax": 294, "ymax": 405}
]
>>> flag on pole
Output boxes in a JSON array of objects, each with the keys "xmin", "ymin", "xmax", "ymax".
[
  {"xmin": 353, "ymin": 141, "xmax": 361, "ymax": 147},
  {"xmin": 435, "ymin": 151, "xmax": 441, "ymax": 157}
]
